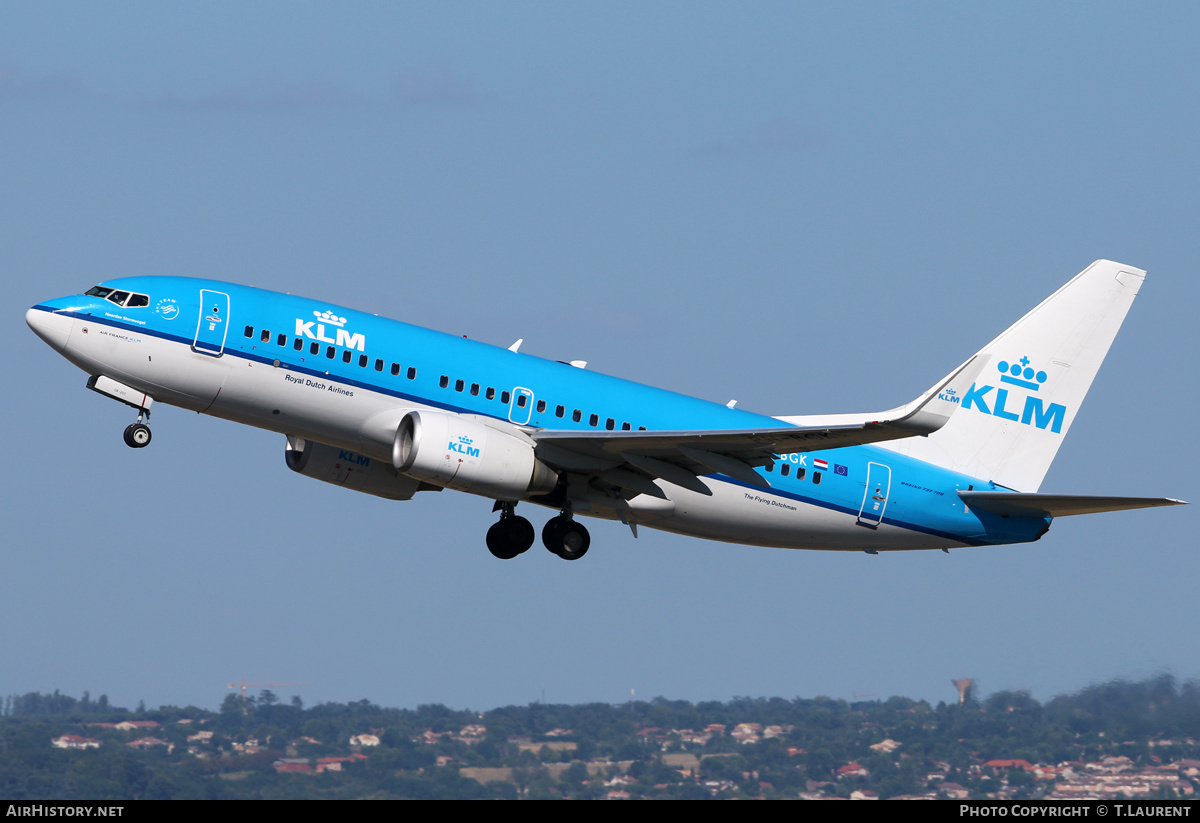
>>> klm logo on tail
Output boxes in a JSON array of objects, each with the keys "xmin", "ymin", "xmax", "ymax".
[{"xmin": 962, "ymin": 356, "xmax": 1066, "ymax": 433}]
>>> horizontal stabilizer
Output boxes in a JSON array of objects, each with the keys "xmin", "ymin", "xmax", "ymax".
[{"xmin": 958, "ymin": 491, "xmax": 1187, "ymax": 518}]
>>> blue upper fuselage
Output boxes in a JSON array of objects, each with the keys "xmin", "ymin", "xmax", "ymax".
[{"xmin": 31, "ymin": 276, "xmax": 1049, "ymax": 546}]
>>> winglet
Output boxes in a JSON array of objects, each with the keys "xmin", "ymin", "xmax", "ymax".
[
  {"xmin": 774, "ymin": 355, "xmax": 987, "ymax": 439},
  {"xmin": 885, "ymin": 355, "xmax": 989, "ymax": 436}
]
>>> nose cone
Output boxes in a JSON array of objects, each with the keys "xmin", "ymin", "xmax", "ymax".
[{"xmin": 26, "ymin": 307, "xmax": 73, "ymax": 353}]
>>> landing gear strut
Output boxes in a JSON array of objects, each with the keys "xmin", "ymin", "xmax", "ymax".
[
  {"xmin": 542, "ymin": 511, "xmax": 590, "ymax": 561},
  {"xmin": 122, "ymin": 410, "xmax": 152, "ymax": 449},
  {"xmin": 486, "ymin": 502, "xmax": 535, "ymax": 560}
]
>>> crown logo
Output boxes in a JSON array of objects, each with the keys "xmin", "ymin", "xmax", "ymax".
[
  {"xmin": 457, "ymin": 435, "xmax": 474, "ymax": 445},
  {"xmin": 313, "ymin": 310, "xmax": 347, "ymax": 327},
  {"xmin": 997, "ymin": 356, "xmax": 1047, "ymax": 391}
]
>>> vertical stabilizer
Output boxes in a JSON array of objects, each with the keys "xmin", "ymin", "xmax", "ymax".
[{"xmin": 879, "ymin": 260, "xmax": 1145, "ymax": 492}]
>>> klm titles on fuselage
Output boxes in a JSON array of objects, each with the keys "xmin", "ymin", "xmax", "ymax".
[
  {"xmin": 962, "ymin": 357, "xmax": 1066, "ymax": 433},
  {"xmin": 294, "ymin": 309, "xmax": 366, "ymax": 351}
]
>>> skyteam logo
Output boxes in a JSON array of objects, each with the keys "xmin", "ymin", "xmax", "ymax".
[
  {"xmin": 962, "ymin": 356, "xmax": 1066, "ymax": 433},
  {"xmin": 448, "ymin": 435, "xmax": 480, "ymax": 458},
  {"xmin": 295, "ymin": 309, "xmax": 366, "ymax": 351},
  {"xmin": 155, "ymin": 298, "xmax": 179, "ymax": 320}
]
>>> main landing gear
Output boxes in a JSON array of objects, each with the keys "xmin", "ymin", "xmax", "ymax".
[
  {"xmin": 486, "ymin": 503, "xmax": 535, "ymax": 560},
  {"xmin": 542, "ymin": 515, "xmax": 590, "ymax": 561},
  {"xmin": 486, "ymin": 503, "xmax": 591, "ymax": 561},
  {"xmin": 122, "ymin": 410, "xmax": 152, "ymax": 449}
]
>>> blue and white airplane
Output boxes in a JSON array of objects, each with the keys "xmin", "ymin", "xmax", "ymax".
[{"xmin": 26, "ymin": 260, "xmax": 1183, "ymax": 560}]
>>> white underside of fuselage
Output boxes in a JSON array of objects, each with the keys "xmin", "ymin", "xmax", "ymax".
[{"xmin": 53, "ymin": 311, "xmax": 966, "ymax": 553}]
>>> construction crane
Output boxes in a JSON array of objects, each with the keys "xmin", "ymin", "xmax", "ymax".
[{"xmin": 226, "ymin": 677, "xmax": 309, "ymax": 709}]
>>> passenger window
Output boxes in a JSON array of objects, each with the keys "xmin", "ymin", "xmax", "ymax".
[
  {"xmin": 391, "ymin": 363, "xmax": 400, "ymax": 376},
  {"xmin": 605, "ymin": 418, "xmax": 615, "ymax": 430},
  {"xmin": 781, "ymin": 464, "xmax": 790, "ymax": 477},
  {"xmin": 621, "ymin": 422, "xmax": 631, "ymax": 431},
  {"xmin": 277, "ymin": 333, "xmax": 287, "ymax": 346},
  {"xmin": 440, "ymin": 375, "xmax": 449, "ymax": 388},
  {"xmin": 589, "ymin": 414, "xmax": 598, "ymax": 427},
  {"xmin": 343, "ymin": 350, "xmax": 353, "ymax": 363},
  {"xmin": 765, "ymin": 463, "xmax": 774, "ymax": 473},
  {"xmin": 294, "ymin": 338, "xmax": 303, "ymax": 351},
  {"xmin": 813, "ymin": 472, "xmax": 822, "ymax": 485},
  {"xmin": 359, "ymin": 354, "xmax": 368, "ymax": 367},
  {"xmin": 325, "ymin": 346, "xmax": 335, "ymax": 359},
  {"xmin": 536, "ymin": 400, "xmax": 546, "ymax": 413},
  {"xmin": 572, "ymin": 410, "xmax": 582, "ymax": 423},
  {"xmin": 556, "ymin": 405, "xmax": 565, "ymax": 418},
  {"xmin": 638, "ymin": 426, "xmax": 646, "ymax": 431},
  {"xmin": 486, "ymin": 387, "xmax": 495, "ymax": 400},
  {"xmin": 244, "ymin": 326, "xmax": 254, "ymax": 338},
  {"xmin": 516, "ymin": 394, "xmax": 527, "ymax": 408},
  {"xmin": 407, "ymin": 367, "xmax": 417, "ymax": 380},
  {"xmin": 501, "ymin": 391, "xmax": 511, "ymax": 404},
  {"xmin": 310, "ymin": 342, "xmax": 319, "ymax": 355},
  {"xmin": 375, "ymin": 359, "xmax": 384, "ymax": 371},
  {"xmin": 470, "ymin": 383, "xmax": 480, "ymax": 396},
  {"xmin": 455, "ymin": 379, "xmax": 464, "ymax": 392},
  {"xmin": 261, "ymin": 329, "xmax": 271, "ymax": 343},
  {"xmin": 797, "ymin": 468, "xmax": 806, "ymax": 480}
]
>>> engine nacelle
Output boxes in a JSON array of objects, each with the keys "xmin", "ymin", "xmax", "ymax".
[
  {"xmin": 285, "ymin": 436, "xmax": 426, "ymax": 501},
  {"xmin": 393, "ymin": 411, "xmax": 558, "ymax": 500}
]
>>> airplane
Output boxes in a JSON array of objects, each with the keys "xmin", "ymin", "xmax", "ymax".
[{"xmin": 26, "ymin": 259, "xmax": 1184, "ymax": 561}]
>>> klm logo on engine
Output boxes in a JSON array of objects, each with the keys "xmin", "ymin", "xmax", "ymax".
[
  {"xmin": 448, "ymin": 435, "xmax": 480, "ymax": 458},
  {"xmin": 962, "ymin": 356, "xmax": 1066, "ymax": 433},
  {"xmin": 295, "ymin": 309, "xmax": 366, "ymax": 351}
]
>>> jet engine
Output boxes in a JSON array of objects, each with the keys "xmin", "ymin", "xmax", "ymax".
[
  {"xmin": 393, "ymin": 410, "xmax": 558, "ymax": 500},
  {"xmin": 285, "ymin": 436, "xmax": 427, "ymax": 500}
]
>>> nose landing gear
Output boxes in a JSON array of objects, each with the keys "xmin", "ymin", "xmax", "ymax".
[
  {"xmin": 123, "ymin": 410, "xmax": 152, "ymax": 449},
  {"xmin": 486, "ymin": 502, "xmax": 535, "ymax": 560}
]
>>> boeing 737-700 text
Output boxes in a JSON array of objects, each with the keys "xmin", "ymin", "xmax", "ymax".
[{"xmin": 26, "ymin": 260, "xmax": 1183, "ymax": 560}]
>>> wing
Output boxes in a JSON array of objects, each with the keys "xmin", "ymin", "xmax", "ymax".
[{"xmin": 531, "ymin": 355, "xmax": 987, "ymax": 497}]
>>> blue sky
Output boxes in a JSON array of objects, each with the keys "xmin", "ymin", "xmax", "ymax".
[{"xmin": 4, "ymin": 2, "xmax": 1197, "ymax": 712}]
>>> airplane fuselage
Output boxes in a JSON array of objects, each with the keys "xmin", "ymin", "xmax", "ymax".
[{"xmin": 27, "ymin": 276, "xmax": 1047, "ymax": 555}]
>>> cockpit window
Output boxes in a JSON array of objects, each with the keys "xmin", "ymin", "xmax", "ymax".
[{"xmin": 85, "ymin": 286, "xmax": 150, "ymax": 308}]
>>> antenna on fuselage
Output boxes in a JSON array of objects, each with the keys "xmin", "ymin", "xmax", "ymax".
[{"xmin": 508, "ymin": 338, "xmax": 523, "ymax": 352}]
